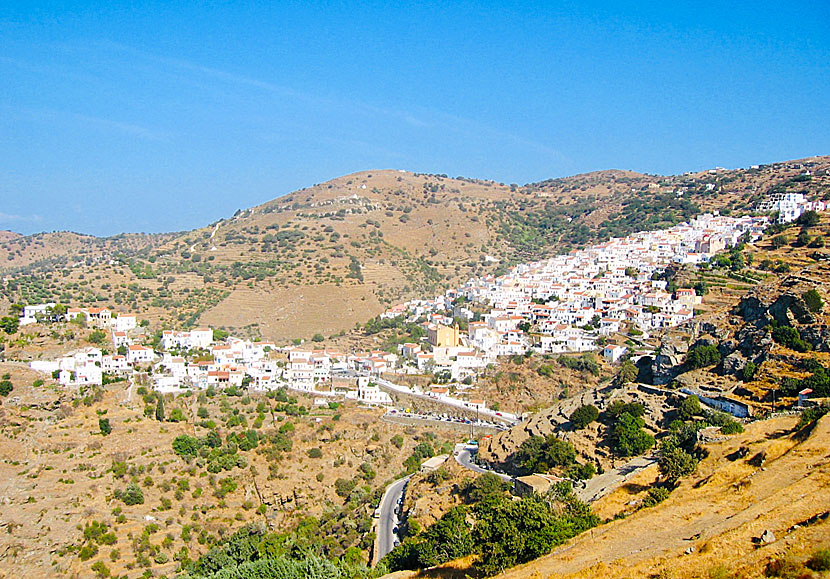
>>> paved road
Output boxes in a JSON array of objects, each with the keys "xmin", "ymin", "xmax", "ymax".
[
  {"xmin": 374, "ymin": 375, "xmax": 519, "ymax": 424},
  {"xmin": 331, "ymin": 370, "xmax": 519, "ymax": 425},
  {"xmin": 376, "ymin": 475, "xmax": 410, "ymax": 562},
  {"xmin": 454, "ymin": 444, "xmax": 514, "ymax": 483}
]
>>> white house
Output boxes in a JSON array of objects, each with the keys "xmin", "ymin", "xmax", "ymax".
[
  {"xmin": 127, "ymin": 345, "xmax": 156, "ymax": 364},
  {"xmin": 603, "ymin": 345, "xmax": 628, "ymax": 364},
  {"xmin": 112, "ymin": 314, "xmax": 137, "ymax": 332}
]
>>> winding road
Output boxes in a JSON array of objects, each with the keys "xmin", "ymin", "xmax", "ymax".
[
  {"xmin": 454, "ymin": 444, "xmax": 514, "ymax": 482},
  {"xmin": 375, "ymin": 475, "xmax": 410, "ymax": 562}
]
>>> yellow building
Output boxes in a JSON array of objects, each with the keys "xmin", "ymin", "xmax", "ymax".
[{"xmin": 427, "ymin": 323, "xmax": 461, "ymax": 347}]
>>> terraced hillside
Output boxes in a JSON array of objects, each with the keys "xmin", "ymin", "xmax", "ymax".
[{"xmin": 1, "ymin": 157, "xmax": 828, "ymax": 341}]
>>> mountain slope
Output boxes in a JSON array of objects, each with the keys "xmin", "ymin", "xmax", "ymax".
[{"xmin": 1, "ymin": 157, "xmax": 828, "ymax": 341}]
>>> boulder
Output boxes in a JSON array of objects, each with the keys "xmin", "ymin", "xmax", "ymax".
[
  {"xmin": 736, "ymin": 296, "xmax": 768, "ymax": 323},
  {"xmin": 722, "ymin": 351, "xmax": 747, "ymax": 375},
  {"xmin": 769, "ymin": 293, "xmax": 816, "ymax": 326},
  {"xmin": 651, "ymin": 336, "xmax": 689, "ymax": 385},
  {"xmin": 800, "ymin": 325, "xmax": 830, "ymax": 352},
  {"xmin": 759, "ymin": 529, "xmax": 776, "ymax": 544}
]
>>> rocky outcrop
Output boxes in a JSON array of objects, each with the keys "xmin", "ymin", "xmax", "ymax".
[
  {"xmin": 721, "ymin": 351, "xmax": 747, "ymax": 375},
  {"xmin": 651, "ymin": 336, "xmax": 688, "ymax": 385},
  {"xmin": 768, "ymin": 293, "xmax": 816, "ymax": 326},
  {"xmin": 799, "ymin": 325, "xmax": 830, "ymax": 352}
]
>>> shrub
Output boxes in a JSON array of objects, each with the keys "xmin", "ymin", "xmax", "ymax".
[
  {"xmin": 516, "ymin": 435, "xmax": 576, "ymax": 473},
  {"xmin": 772, "ymin": 325, "xmax": 811, "ymax": 352},
  {"xmin": 307, "ymin": 447, "xmax": 322, "ymax": 458},
  {"xmin": 172, "ymin": 435, "xmax": 203, "ymax": 460},
  {"xmin": 0, "ymin": 380, "xmax": 13, "ymax": 396},
  {"xmin": 803, "ymin": 289, "xmax": 824, "ymax": 313},
  {"xmin": 565, "ymin": 462, "xmax": 595, "ymax": 480},
  {"xmin": 677, "ymin": 395, "xmax": 702, "ymax": 421},
  {"xmin": 798, "ymin": 210, "xmax": 820, "ymax": 227},
  {"xmin": 658, "ymin": 442, "xmax": 698, "ymax": 482},
  {"xmin": 807, "ymin": 547, "xmax": 830, "ymax": 571},
  {"xmin": 720, "ymin": 421, "xmax": 744, "ymax": 434},
  {"xmin": 741, "ymin": 361, "xmax": 757, "ymax": 381},
  {"xmin": 684, "ymin": 345, "xmax": 721, "ymax": 369},
  {"xmin": 117, "ymin": 483, "xmax": 144, "ymax": 505},
  {"xmin": 569, "ymin": 404, "xmax": 599, "ymax": 429},
  {"xmin": 610, "ymin": 413, "xmax": 655, "ymax": 457},
  {"xmin": 641, "ymin": 486, "xmax": 670, "ymax": 507},
  {"xmin": 99, "ymin": 418, "xmax": 111, "ymax": 436}
]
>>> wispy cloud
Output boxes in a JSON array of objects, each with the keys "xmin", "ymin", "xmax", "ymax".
[
  {"xmin": 92, "ymin": 40, "xmax": 567, "ymax": 163},
  {"xmin": 68, "ymin": 111, "xmax": 171, "ymax": 141},
  {"xmin": 1, "ymin": 103, "xmax": 171, "ymax": 141},
  {"xmin": 0, "ymin": 212, "xmax": 41, "ymax": 222}
]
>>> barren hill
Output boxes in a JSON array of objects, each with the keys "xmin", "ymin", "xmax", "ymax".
[{"xmin": 2, "ymin": 157, "xmax": 829, "ymax": 341}]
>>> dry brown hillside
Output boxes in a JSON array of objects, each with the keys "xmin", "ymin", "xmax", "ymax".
[
  {"xmin": 1, "ymin": 157, "xmax": 829, "ymax": 342},
  {"xmin": 383, "ymin": 414, "xmax": 830, "ymax": 579},
  {"xmin": 0, "ymin": 361, "xmax": 457, "ymax": 577}
]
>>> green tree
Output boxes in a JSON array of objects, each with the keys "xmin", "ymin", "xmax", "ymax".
[
  {"xmin": 463, "ymin": 472, "xmax": 510, "ymax": 503},
  {"xmin": 0, "ymin": 379, "xmax": 13, "ymax": 397},
  {"xmin": 516, "ymin": 435, "xmax": 575, "ymax": 473},
  {"xmin": 311, "ymin": 333, "xmax": 325, "ymax": 342},
  {"xmin": 657, "ymin": 440, "xmax": 698, "ymax": 483},
  {"xmin": 610, "ymin": 413, "xmax": 655, "ymax": 457},
  {"xmin": 677, "ymin": 395, "xmax": 702, "ymax": 421},
  {"xmin": 118, "ymin": 482, "xmax": 144, "ymax": 505},
  {"xmin": 88, "ymin": 329, "xmax": 107, "ymax": 344},
  {"xmin": 798, "ymin": 210, "xmax": 821, "ymax": 227},
  {"xmin": 684, "ymin": 345, "xmax": 722, "ymax": 369},
  {"xmin": 741, "ymin": 361, "xmax": 758, "ymax": 381},
  {"xmin": 99, "ymin": 418, "xmax": 112, "ymax": 436},
  {"xmin": 0, "ymin": 316, "xmax": 19, "ymax": 334},
  {"xmin": 616, "ymin": 359, "xmax": 638, "ymax": 385},
  {"xmin": 172, "ymin": 435, "xmax": 202, "ymax": 459},
  {"xmin": 569, "ymin": 405, "xmax": 599, "ymax": 430},
  {"xmin": 770, "ymin": 235, "xmax": 789, "ymax": 249},
  {"xmin": 155, "ymin": 396, "xmax": 165, "ymax": 421},
  {"xmin": 803, "ymin": 289, "xmax": 824, "ymax": 313}
]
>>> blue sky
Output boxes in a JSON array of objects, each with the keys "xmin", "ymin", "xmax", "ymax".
[{"xmin": 1, "ymin": 1, "xmax": 828, "ymax": 236}]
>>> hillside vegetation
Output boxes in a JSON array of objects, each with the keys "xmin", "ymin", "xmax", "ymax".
[{"xmin": 2, "ymin": 157, "xmax": 829, "ymax": 341}]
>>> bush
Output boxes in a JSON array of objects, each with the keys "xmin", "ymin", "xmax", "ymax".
[
  {"xmin": 677, "ymin": 395, "xmax": 702, "ymax": 421},
  {"xmin": 565, "ymin": 462, "xmax": 595, "ymax": 480},
  {"xmin": 516, "ymin": 435, "xmax": 576, "ymax": 473},
  {"xmin": 569, "ymin": 404, "xmax": 599, "ymax": 429},
  {"xmin": 807, "ymin": 547, "xmax": 830, "ymax": 571},
  {"xmin": 0, "ymin": 380, "xmax": 13, "ymax": 396},
  {"xmin": 307, "ymin": 447, "xmax": 322, "ymax": 458},
  {"xmin": 88, "ymin": 329, "xmax": 106, "ymax": 344},
  {"xmin": 172, "ymin": 435, "xmax": 203, "ymax": 460},
  {"xmin": 684, "ymin": 345, "xmax": 722, "ymax": 369},
  {"xmin": 641, "ymin": 486, "xmax": 670, "ymax": 507},
  {"xmin": 99, "ymin": 418, "xmax": 111, "ymax": 436},
  {"xmin": 720, "ymin": 421, "xmax": 744, "ymax": 434},
  {"xmin": 803, "ymin": 289, "xmax": 824, "ymax": 313},
  {"xmin": 606, "ymin": 401, "xmax": 645, "ymax": 420},
  {"xmin": 117, "ymin": 482, "xmax": 144, "ymax": 505},
  {"xmin": 772, "ymin": 325, "xmax": 811, "ymax": 352},
  {"xmin": 798, "ymin": 210, "xmax": 821, "ymax": 227},
  {"xmin": 741, "ymin": 361, "xmax": 757, "ymax": 381},
  {"xmin": 658, "ymin": 441, "xmax": 698, "ymax": 482},
  {"xmin": 610, "ymin": 413, "xmax": 654, "ymax": 457}
]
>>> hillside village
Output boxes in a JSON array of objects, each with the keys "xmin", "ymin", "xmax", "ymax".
[
  {"xmin": 18, "ymin": 211, "xmax": 782, "ymax": 426},
  {"xmin": 0, "ymin": 169, "xmax": 828, "ymax": 579}
]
